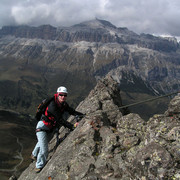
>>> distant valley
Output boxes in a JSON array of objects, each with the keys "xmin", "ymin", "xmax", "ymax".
[{"xmin": 0, "ymin": 110, "xmax": 36, "ymax": 179}]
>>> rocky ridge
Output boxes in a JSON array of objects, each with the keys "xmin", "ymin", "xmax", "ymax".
[
  {"xmin": 18, "ymin": 76, "xmax": 180, "ymax": 180},
  {"xmin": 0, "ymin": 19, "xmax": 178, "ymax": 52}
]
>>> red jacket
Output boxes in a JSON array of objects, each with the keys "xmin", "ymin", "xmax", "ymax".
[{"xmin": 42, "ymin": 94, "xmax": 83, "ymax": 130}]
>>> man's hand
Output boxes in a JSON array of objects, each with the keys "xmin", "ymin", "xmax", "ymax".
[{"xmin": 74, "ymin": 122, "xmax": 79, "ymax": 128}]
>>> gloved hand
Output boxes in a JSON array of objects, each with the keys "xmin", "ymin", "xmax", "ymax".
[{"xmin": 74, "ymin": 122, "xmax": 79, "ymax": 128}]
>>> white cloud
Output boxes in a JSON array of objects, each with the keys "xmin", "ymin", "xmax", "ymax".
[{"xmin": 11, "ymin": 3, "xmax": 51, "ymax": 25}]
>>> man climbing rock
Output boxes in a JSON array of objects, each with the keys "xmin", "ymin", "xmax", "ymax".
[{"xmin": 31, "ymin": 86, "xmax": 84, "ymax": 173}]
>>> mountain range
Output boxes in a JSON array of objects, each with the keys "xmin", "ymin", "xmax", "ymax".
[
  {"xmin": 0, "ymin": 19, "xmax": 180, "ymax": 179},
  {"xmin": 0, "ymin": 18, "xmax": 180, "ymax": 119}
]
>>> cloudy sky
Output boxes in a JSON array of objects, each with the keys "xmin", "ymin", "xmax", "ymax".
[{"xmin": 1, "ymin": 0, "xmax": 180, "ymax": 38}]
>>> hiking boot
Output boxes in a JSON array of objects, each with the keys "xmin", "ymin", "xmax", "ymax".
[
  {"xmin": 30, "ymin": 154, "xmax": 37, "ymax": 161},
  {"xmin": 35, "ymin": 168, "xmax": 42, "ymax": 173}
]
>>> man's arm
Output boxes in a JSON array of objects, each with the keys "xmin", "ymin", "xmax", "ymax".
[
  {"xmin": 57, "ymin": 118, "xmax": 74, "ymax": 131},
  {"xmin": 66, "ymin": 104, "xmax": 85, "ymax": 117}
]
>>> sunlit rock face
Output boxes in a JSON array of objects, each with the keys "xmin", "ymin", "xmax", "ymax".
[{"xmin": 18, "ymin": 76, "xmax": 180, "ymax": 180}]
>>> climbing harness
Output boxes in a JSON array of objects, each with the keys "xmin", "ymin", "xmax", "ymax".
[{"xmin": 36, "ymin": 128, "xmax": 51, "ymax": 133}]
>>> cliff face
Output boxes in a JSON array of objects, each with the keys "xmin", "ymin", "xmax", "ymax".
[
  {"xmin": 18, "ymin": 76, "xmax": 180, "ymax": 180},
  {"xmin": 0, "ymin": 19, "xmax": 178, "ymax": 52}
]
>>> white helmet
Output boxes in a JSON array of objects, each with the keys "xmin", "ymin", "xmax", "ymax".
[{"xmin": 57, "ymin": 86, "xmax": 68, "ymax": 94}]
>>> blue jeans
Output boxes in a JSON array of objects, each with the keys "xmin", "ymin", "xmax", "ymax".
[{"xmin": 32, "ymin": 121, "xmax": 51, "ymax": 169}]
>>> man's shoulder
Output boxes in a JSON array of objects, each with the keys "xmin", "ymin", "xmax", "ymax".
[{"xmin": 48, "ymin": 97, "xmax": 56, "ymax": 107}]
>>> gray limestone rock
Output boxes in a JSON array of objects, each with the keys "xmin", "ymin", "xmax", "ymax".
[{"xmin": 18, "ymin": 77, "xmax": 180, "ymax": 180}]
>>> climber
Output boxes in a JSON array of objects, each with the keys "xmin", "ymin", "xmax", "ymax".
[{"xmin": 31, "ymin": 86, "xmax": 85, "ymax": 173}]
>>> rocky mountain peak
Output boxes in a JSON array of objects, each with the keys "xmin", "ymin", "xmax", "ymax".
[
  {"xmin": 17, "ymin": 75, "xmax": 180, "ymax": 180},
  {"xmin": 72, "ymin": 18, "xmax": 117, "ymax": 29}
]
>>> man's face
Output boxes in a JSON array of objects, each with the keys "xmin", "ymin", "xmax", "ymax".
[{"xmin": 58, "ymin": 93, "xmax": 67, "ymax": 103}]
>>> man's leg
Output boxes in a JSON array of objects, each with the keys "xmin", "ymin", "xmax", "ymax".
[
  {"xmin": 32, "ymin": 142, "xmax": 40, "ymax": 158},
  {"xmin": 36, "ymin": 131, "xmax": 49, "ymax": 169},
  {"xmin": 33, "ymin": 121, "xmax": 50, "ymax": 172}
]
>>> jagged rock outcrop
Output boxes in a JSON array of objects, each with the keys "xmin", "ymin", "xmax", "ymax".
[{"xmin": 18, "ymin": 76, "xmax": 180, "ymax": 180}]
